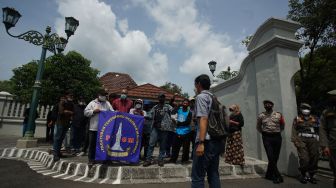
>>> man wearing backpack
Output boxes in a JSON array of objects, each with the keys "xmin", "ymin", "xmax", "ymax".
[{"xmin": 191, "ymin": 74, "xmax": 227, "ymax": 188}]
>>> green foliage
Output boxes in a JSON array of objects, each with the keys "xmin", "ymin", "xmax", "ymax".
[
  {"xmin": 294, "ymin": 46, "xmax": 336, "ymax": 107},
  {"xmin": 10, "ymin": 51, "xmax": 101, "ymax": 105},
  {"xmin": 0, "ymin": 80, "xmax": 14, "ymax": 93},
  {"xmin": 160, "ymin": 82, "xmax": 183, "ymax": 95},
  {"xmin": 216, "ymin": 67, "xmax": 238, "ymax": 80},
  {"xmin": 241, "ymin": 35, "xmax": 253, "ymax": 47},
  {"xmin": 288, "ymin": 0, "xmax": 336, "ymax": 103}
]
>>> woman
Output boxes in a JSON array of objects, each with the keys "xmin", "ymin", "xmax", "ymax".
[{"xmin": 224, "ymin": 104, "xmax": 245, "ymax": 165}]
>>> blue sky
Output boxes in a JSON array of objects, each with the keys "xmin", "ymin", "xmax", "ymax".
[{"xmin": 0, "ymin": 0, "xmax": 289, "ymax": 95}]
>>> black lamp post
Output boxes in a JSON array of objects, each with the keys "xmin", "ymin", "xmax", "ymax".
[
  {"xmin": 2, "ymin": 7, "xmax": 79, "ymax": 147},
  {"xmin": 208, "ymin": 60, "xmax": 217, "ymax": 77}
]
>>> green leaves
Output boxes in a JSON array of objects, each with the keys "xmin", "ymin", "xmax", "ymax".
[{"xmin": 10, "ymin": 51, "xmax": 101, "ymax": 105}]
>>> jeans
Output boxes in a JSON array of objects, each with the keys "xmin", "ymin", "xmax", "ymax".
[
  {"xmin": 71, "ymin": 125, "xmax": 85, "ymax": 150},
  {"xmin": 88, "ymin": 131, "xmax": 97, "ymax": 162},
  {"xmin": 191, "ymin": 139, "xmax": 224, "ymax": 188},
  {"xmin": 53, "ymin": 124, "xmax": 70, "ymax": 156},
  {"xmin": 146, "ymin": 127, "xmax": 168, "ymax": 161}
]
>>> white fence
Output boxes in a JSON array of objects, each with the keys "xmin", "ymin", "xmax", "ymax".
[{"xmin": 0, "ymin": 92, "xmax": 51, "ymax": 137}]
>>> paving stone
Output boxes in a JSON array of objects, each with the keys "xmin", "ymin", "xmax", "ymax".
[{"xmin": 235, "ymin": 164, "xmax": 254, "ymax": 175}]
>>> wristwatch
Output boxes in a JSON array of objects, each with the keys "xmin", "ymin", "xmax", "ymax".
[{"xmin": 198, "ymin": 140, "xmax": 205, "ymax": 144}]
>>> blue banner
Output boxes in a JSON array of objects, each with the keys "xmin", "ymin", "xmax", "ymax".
[{"xmin": 96, "ymin": 111, "xmax": 144, "ymax": 163}]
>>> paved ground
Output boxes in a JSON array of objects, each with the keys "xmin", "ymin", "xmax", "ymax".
[{"xmin": 0, "ymin": 158, "xmax": 333, "ymax": 188}]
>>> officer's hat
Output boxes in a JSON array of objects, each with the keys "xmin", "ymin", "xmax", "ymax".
[
  {"xmin": 300, "ymin": 103, "xmax": 311, "ymax": 109},
  {"xmin": 327, "ymin": 89, "xmax": 336, "ymax": 96},
  {"xmin": 263, "ymin": 100, "xmax": 274, "ymax": 105}
]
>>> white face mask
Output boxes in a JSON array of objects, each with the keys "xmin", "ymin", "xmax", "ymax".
[
  {"xmin": 135, "ymin": 104, "xmax": 142, "ymax": 109},
  {"xmin": 98, "ymin": 96, "xmax": 106, "ymax": 102},
  {"xmin": 301, "ymin": 109, "xmax": 310, "ymax": 116}
]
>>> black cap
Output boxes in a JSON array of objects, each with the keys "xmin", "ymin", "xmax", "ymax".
[
  {"xmin": 263, "ymin": 100, "xmax": 274, "ymax": 105},
  {"xmin": 158, "ymin": 93, "xmax": 166, "ymax": 98},
  {"xmin": 300, "ymin": 103, "xmax": 311, "ymax": 109}
]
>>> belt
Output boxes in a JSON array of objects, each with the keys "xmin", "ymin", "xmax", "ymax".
[{"xmin": 298, "ymin": 133, "xmax": 319, "ymax": 140}]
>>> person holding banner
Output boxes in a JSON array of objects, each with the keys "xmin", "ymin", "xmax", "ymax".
[
  {"xmin": 130, "ymin": 99, "xmax": 149, "ymax": 159},
  {"xmin": 84, "ymin": 89, "xmax": 114, "ymax": 165},
  {"xmin": 143, "ymin": 93, "xmax": 174, "ymax": 167}
]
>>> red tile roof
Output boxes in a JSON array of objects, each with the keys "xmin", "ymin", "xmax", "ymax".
[
  {"xmin": 100, "ymin": 72, "xmax": 137, "ymax": 94},
  {"xmin": 127, "ymin": 83, "xmax": 186, "ymax": 102}
]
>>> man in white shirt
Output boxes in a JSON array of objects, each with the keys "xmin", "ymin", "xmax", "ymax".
[{"xmin": 84, "ymin": 89, "xmax": 113, "ymax": 165}]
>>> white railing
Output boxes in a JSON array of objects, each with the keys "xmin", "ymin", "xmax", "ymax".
[{"xmin": 1, "ymin": 100, "xmax": 52, "ymax": 119}]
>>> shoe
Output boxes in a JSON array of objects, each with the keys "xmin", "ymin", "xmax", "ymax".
[
  {"xmin": 158, "ymin": 160, "xmax": 164, "ymax": 167},
  {"xmin": 265, "ymin": 175, "xmax": 272, "ymax": 181},
  {"xmin": 278, "ymin": 176, "xmax": 284, "ymax": 183},
  {"xmin": 168, "ymin": 159, "xmax": 176, "ymax": 164},
  {"xmin": 181, "ymin": 160, "xmax": 191, "ymax": 165},
  {"xmin": 308, "ymin": 177, "xmax": 317, "ymax": 184},
  {"xmin": 299, "ymin": 176, "xmax": 308, "ymax": 184},
  {"xmin": 143, "ymin": 160, "xmax": 152, "ymax": 167},
  {"xmin": 77, "ymin": 152, "xmax": 86, "ymax": 156},
  {"xmin": 53, "ymin": 155, "xmax": 60, "ymax": 162},
  {"xmin": 273, "ymin": 177, "xmax": 281, "ymax": 184}
]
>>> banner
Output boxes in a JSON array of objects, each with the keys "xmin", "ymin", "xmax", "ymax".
[{"xmin": 96, "ymin": 111, "xmax": 144, "ymax": 163}]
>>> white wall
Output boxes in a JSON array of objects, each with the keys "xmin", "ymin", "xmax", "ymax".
[{"xmin": 211, "ymin": 18, "xmax": 302, "ymax": 176}]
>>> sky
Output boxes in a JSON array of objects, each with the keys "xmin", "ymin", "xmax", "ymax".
[{"xmin": 0, "ymin": 0, "xmax": 290, "ymax": 95}]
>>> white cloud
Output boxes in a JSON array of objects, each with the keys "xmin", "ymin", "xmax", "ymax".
[
  {"xmin": 54, "ymin": 0, "xmax": 168, "ymax": 85},
  {"xmin": 133, "ymin": 0, "xmax": 247, "ymax": 76}
]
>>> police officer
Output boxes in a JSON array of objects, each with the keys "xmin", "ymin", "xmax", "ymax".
[
  {"xmin": 257, "ymin": 100, "xmax": 285, "ymax": 184},
  {"xmin": 320, "ymin": 89, "xmax": 336, "ymax": 187},
  {"xmin": 291, "ymin": 103, "xmax": 319, "ymax": 184}
]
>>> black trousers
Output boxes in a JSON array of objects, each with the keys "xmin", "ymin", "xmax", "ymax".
[
  {"xmin": 262, "ymin": 132, "xmax": 282, "ymax": 179},
  {"xmin": 88, "ymin": 131, "xmax": 97, "ymax": 162},
  {"xmin": 140, "ymin": 133, "xmax": 150, "ymax": 159},
  {"xmin": 46, "ymin": 124, "xmax": 54, "ymax": 142},
  {"xmin": 82, "ymin": 123, "xmax": 90, "ymax": 153},
  {"xmin": 171, "ymin": 132, "xmax": 191, "ymax": 162}
]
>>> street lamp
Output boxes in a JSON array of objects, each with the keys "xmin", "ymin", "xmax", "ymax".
[
  {"xmin": 2, "ymin": 7, "xmax": 79, "ymax": 148},
  {"xmin": 208, "ymin": 60, "xmax": 217, "ymax": 77}
]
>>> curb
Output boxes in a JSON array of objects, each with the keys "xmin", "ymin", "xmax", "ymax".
[{"xmin": 0, "ymin": 147, "xmax": 267, "ymax": 184}]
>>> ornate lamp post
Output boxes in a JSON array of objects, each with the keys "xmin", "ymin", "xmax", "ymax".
[
  {"xmin": 208, "ymin": 60, "xmax": 217, "ymax": 77},
  {"xmin": 2, "ymin": 7, "xmax": 79, "ymax": 148}
]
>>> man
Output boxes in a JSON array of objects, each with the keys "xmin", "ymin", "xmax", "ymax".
[
  {"xmin": 53, "ymin": 91, "xmax": 74, "ymax": 162},
  {"xmin": 71, "ymin": 96, "xmax": 88, "ymax": 155},
  {"xmin": 320, "ymin": 89, "xmax": 336, "ymax": 187},
  {"xmin": 170, "ymin": 99, "xmax": 192, "ymax": 164},
  {"xmin": 130, "ymin": 99, "xmax": 148, "ymax": 159},
  {"xmin": 191, "ymin": 74, "xmax": 223, "ymax": 188},
  {"xmin": 291, "ymin": 103, "xmax": 319, "ymax": 184},
  {"xmin": 84, "ymin": 89, "xmax": 114, "ymax": 165},
  {"xmin": 112, "ymin": 89, "xmax": 133, "ymax": 113},
  {"xmin": 143, "ymin": 93, "xmax": 174, "ymax": 167},
  {"xmin": 189, "ymin": 96, "xmax": 197, "ymax": 159},
  {"xmin": 257, "ymin": 100, "xmax": 285, "ymax": 184}
]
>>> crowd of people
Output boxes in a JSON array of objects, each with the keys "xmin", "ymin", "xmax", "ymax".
[{"xmin": 24, "ymin": 74, "xmax": 336, "ymax": 188}]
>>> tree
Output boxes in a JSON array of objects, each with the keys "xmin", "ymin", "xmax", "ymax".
[
  {"xmin": 287, "ymin": 0, "xmax": 336, "ymax": 102},
  {"xmin": 10, "ymin": 51, "xmax": 101, "ymax": 105},
  {"xmin": 216, "ymin": 67, "xmax": 238, "ymax": 80},
  {"xmin": 294, "ymin": 46, "xmax": 336, "ymax": 112},
  {"xmin": 0, "ymin": 80, "xmax": 14, "ymax": 93},
  {"xmin": 160, "ymin": 82, "xmax": 182, "ymax": 95}
]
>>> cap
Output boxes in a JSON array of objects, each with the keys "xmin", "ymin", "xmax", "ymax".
[
  {"xmin": 158, "ymin": 93, "xmax": 166, "ymax": 98},
  {"xmin": 135, "ymin": 99, "xmax": 143, "ymax": 103},
  {"xmin": 263, "ymin": 100, "xmax": 274, "ymax": 105},
  {"xmin": 300, "ymin": 103, "xmax": 311, "ymax": 109},
  {"xmin": 328, "ymin": 89, "xmax": 336, "ymax": 96}
]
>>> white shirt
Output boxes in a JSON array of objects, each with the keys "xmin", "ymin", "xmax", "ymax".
[{"xmin": 84, "ymin": 99, "xmax": 114, "ymax": 131}]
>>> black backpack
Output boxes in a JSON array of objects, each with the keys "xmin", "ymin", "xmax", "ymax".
[{"xmin": 207, "ymin": 94, "xmax": 229, "ymax": 139}]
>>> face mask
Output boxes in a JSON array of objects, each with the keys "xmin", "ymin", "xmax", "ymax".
[
  {"xmin": 135, "ymin": 104, "xmax": 142, "ymax": 109},
  {"xmin": 301, "ymin": 109, "xmax": 310, "ymax": 116},
  {"xmin": 98, "ymin": 96, "xmax": 106, "ymax": 102},
  {"xmin": 79, "ymin": 101, "xmax": 85, "ymax": 106},
  {"xmin": 120, "ymin": 94, "xmax": 127, "ymax": 100},
  {"xmin": 67, "ymin": 97, "xmax": 73, "ymax": 102}
]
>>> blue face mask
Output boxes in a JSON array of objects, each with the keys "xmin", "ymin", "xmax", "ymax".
[{"xmin": 120, "ymin": 94, "xmax": 127, "ymax": 100}]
